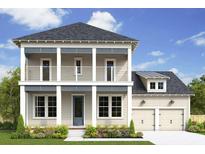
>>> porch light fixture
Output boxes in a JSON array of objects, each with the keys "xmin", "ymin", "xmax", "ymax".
[
  {"xmin": 141, "ymin": 100, "xmax": 146, "ymax": 105},
  {"xmin": 169, "ymin": 100, "xmax": 175, "ymax": 104}
]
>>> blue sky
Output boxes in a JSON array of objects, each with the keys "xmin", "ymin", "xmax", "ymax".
[{"xmin": 0, "ymin": 8, "xmax": 204, "ymax": 84}]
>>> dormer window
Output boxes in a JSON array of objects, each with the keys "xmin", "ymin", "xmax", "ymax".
[
  {"xmin": 150, "ymin": 82, "xmax": 156, "ymax": 89},
  {"xmin": 158, "ymin": 82, "xmax": 164, "ymax": 89}
]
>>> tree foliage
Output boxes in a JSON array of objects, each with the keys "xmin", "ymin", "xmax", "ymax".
[
  {"xmin": 0, "ymin": 68, "xmax": 20, "ymax": 125},
  {"xmin": 188, "ymin": 75, "xmax": 205, "ymax": 114}
]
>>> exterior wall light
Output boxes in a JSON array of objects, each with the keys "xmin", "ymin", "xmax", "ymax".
[
  {"xmin": 141, "ymin": 100, "xmax": 146, "ymax": 105},
  {"xmin": 169, "ymin": 100, "xmax": 175, "ymax": 104}
]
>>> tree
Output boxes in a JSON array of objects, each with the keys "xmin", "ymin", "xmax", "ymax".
[
  {"xmin": 0, "ymin": 68, "xmax": 20, "ymax": 125},
  {"xmin": 188, "ymin": 75, "xmax": 205, "ymax": 114}
]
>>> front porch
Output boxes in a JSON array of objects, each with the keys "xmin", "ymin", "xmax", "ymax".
[{"xmin": 21, "ymin": 85, "xmax": 131, "ymax": 128}]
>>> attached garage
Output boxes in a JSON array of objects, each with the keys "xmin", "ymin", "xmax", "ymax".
[
  {"xmin": 159, "ymin": 109, "xmax": 184, "ymax": 131},
  {"xmin": 132, "ymin": 109, "xmax": 155, "ymax": 131}
]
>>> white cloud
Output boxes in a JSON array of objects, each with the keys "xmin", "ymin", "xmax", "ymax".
[
  {"xmin": 169, "ymin": 67, "xmax": 201, "ymax": 85},
  {"xmin": 176, "ymin": 31, "xmax": 205, "ymax": 46},
  {"xmin": 0, "ymin": 39, "xmax": 17, "ymax": 50},
  {"xmin": 148, "ymin": 50, "xmax": 164, "ymax": 57},
  {"xmin": 0, "ymin": 65, "xmax": 14, "ymax": 81},
  {"xmin": 0, "ymin": 8, "xmax": 69, "ymax": 30},
  {"xmin": 134, "ymin": 58, "xmax": 166, "ymax": 70},
  {"xmin": 87, "ymin": 11, "xmax": 122, "ymax": 32}
]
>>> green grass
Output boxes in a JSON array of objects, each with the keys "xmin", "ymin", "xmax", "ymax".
[{"xmin": 0, "ymin": 130, "xmax": 153, "ymax": 145}]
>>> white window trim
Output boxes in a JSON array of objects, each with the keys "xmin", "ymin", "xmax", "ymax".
[
  {"xmin": 40, "ymin": 58, "xmax": 52, "ymax": 81},
  {"xmin": 97, "ymin": 94, "xmax": 123, "ymax": 120},
  {"xmin": 104, "ymin": 58, "xmax": 116, "ymax": 82},
  {"xmin": 71, "ymin": 94, "xmax": 85, "ymax": 127},
  {"xmin": 32, "ymin": 94, "xmax": 56, "ymax": 120},
  {"xmin": 74, "ymin": 57, "xmax": 83, "ymax": 76},
  {"xmin": 147, "ymin": 79, "xmax": 167, "ymax": 92}
]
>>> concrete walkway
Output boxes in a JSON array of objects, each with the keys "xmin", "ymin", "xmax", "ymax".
[{"xmin": 143, "ymin": 131, "xmax": 205, "ymax": 145}]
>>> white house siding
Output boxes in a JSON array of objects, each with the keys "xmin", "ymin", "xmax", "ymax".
[{"xmin": 96, "ymin": 93, "xmax": 128, "ymax": 126}]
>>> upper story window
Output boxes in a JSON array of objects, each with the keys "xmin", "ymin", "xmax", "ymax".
[
  {"xmin": 74, "ymin": 58, "xmax": 82, "ymax": 75},
  {"xmin": 41, "ymin": 59, "xmax": 51, "ymax": 81},
  {"xmin": 158, "ymin": 82, "xmax": 164, "ymax": 89},
  {"xmin": 105, "ymin": 59, "xmax": 115, "ymax": 82},
  {"xmin": 150, "ymin": 82, "xmax": 156, "ymax": 89}
]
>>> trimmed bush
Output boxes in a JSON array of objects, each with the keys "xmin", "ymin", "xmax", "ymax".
[
  {"xmin": 136, "ymin": 132, "xmax": 143, "ymax": 138},
  {"xmin": 0, "ymin": 122, "xmax": 15, "ymax": 130},
  {"xmin": 187, "ymin": 125, "xmax": 201, "ymax": 133},
  {"xmin": 129, "ymin": 120, "xmax": 135, "ymax": 135},
  {"xmin": 16, "ymin": 115, "xmax": 25, "ymax": 133},
  {"xmin": 84, "ymin": 125, "xmax": 97, "ymax": 138}
]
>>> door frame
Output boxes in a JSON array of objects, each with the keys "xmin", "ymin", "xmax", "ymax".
[
  {"xmin": 104, "ymin": 58, "xmax": 116, "ymax": 82},
  {"xmin": 132, "ymin": 107, "xmax": 186, "ymax": 131},
  {"xmin": 71, "ymin": 94, "xmax": 85, "ymax": 127},
  {"xmin": 40, "ymin": 58, "xmax": 52, "ymax": 81}
]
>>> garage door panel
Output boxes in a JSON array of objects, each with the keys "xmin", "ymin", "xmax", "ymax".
[
  {"xmin": 159, "ymin": 109, "xmax": 184, "ymax": 131},
  {"xmin": 132, "ymin": 109, "xmax": 155, "ymax": 131}
]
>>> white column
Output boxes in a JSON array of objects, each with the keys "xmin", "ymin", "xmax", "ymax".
[
  {"xmin": 92, "ymin": 86, "xmax": 97, "ymax": 127},
  {"xmin": 155, "ymin": 108, "xmax": 159, "ymax": 131},
  {"xmin": 57, "ymin": 48, "xmax": 61, "ymax": 81},
  {"xmin": 20, "ymin": 86, "xmax": 26, "ymax": 125},
  {"xmin": 127, "ymin": 86, "xmax": 132, "ymax": 126},
  {"xmin": 128, "ymin": 47, "xmax": 132, "ymax": 82},
  {"xmin": 92, "ymin": 48, "xmax": 96, "ymax": 81},
  {"xmin": 20, "ymin": 47, "xmax": 25, "ymax": 81},
  {"xmin": 56, "ymin": 86, "xmax": 62, "ymax": 125}
]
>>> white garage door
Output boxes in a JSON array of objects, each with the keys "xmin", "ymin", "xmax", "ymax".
[
  {"xmin": 159, "ymin": 109, "xmax": 184, "ymax": 131},
  {"xmin": 132, "ymin": 109, "xmax": 155, "ymax": 131}
]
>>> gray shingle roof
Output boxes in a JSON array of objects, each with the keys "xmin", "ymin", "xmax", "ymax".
[
  {"xmin": 132, "ymin": 71, "xmax": 193, "ymax": 95},
  {"xmin": 136, "ymin": 71, "xmax": 170, "ymax": 79},
  {"xmin": 13, "ymin": 22, "xmax": 137, "ymax": 42}
]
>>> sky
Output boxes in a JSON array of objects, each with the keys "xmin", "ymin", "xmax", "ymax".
[{"xmin": 0, "ymin": 8, "xmax": 204, "ymax": 84}]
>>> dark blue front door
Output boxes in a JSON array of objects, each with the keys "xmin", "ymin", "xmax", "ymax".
[{"xmin": 73, "ymin": 96, "xmax": 84, "ymax": 126}]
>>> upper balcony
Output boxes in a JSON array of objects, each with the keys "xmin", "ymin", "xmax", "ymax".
[{"xmin": 25, "ymin": 66, "xmax": 128, "ymax": 82}]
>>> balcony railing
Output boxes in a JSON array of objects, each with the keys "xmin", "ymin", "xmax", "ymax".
[{"xmin": 25, "ymin": 66, "xmax": 128, "ymax": 82}]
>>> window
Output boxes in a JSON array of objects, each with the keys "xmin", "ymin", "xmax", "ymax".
[
  {"xmin": 48, "ymin": 96, "xmax": 56, "ymax": 117},
  {"xmin": 74, "ymin": 58, "xmax": 82, "ymax": 75},
  {"xmin": 106, "ymin": 60, "xmax": 114, "ymax": 81},
  {"xmin": 98, "ymin": 95, "xmax": 122, "ymax": 118},
  {"xmin": 34, "ymin": 95, "xmax": 56, "ymax": 118},
  {"xmin": 158, "ymin": 82, "xmax": 164, "ymax": 89},
  {"xmin": 35, "ymin": 96, "xmax": 45, "ymax": 117},
  {"xmin": 99, "ymin": 96, "xmax": 109, "ymax": 117},
  {"xmin": 150, "ymin": 82, "xmax": 156, "ymax": 89},
  {"xmin": 41, "ymin": 59, "xmax": 51, "ymax": 81},
  {"xmin": 111, "ymin": 96, "xmax": 122, "ymax": 117}
]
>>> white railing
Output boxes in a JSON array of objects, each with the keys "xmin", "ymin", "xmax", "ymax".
[{"xmin": 25, "ymin": 66, "xmax": 128, "ymax": 82}]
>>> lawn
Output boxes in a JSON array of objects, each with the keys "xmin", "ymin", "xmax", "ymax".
[{"xmin": 0, "ymin": 130, "xmax": 153, "ymax": 145}]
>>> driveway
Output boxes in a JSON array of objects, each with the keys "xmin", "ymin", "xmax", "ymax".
[{"xmin": 143, "ymin": 131, "xmax": 205, "ymax": 145}]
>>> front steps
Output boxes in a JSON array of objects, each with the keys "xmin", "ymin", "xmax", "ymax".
[{"xmin": 65, "ymin": 129, "xmax": 85, "ymax": 141}]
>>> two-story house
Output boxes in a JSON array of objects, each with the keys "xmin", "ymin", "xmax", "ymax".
[{"xmin": 13, "ymin": 22, "xmax": 193, "ymax": 131}]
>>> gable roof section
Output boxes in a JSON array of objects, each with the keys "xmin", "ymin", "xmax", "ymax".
[
  {"xmin": 132, "ymin": 71, "xmax": 193, "ymax": 95},
  {"xmin": 13, "ymin": 22, "xmax": 138, "ymax": 48}
]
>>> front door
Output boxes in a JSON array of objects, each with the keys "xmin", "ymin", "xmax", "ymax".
[{"xmin": 73, "ymin": 95, "xmax": 84, "ymax": 126}]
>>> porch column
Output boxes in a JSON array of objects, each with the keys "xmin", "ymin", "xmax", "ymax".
[
  {"xmin": 20, "ymin": 86, "xmax": 26, "ymax": 125},
  {"xmin": 155, "ymin": 108, "xmax": 159, "ymax": 131},
  {"xmin": 56, "ymin": 86, "xmax": 62, "ymax": 125},
  {"xmin": 128, "ymin": 47, "xmax": 132, "ymax": 82},
  {"xmin": 127, "ymin": 86, "xmax": 132, "ymax": 126},
  {"xmin": 57, "ymin": 48, "xmax": 61, "ymax": 81},
  {"xmin": 92, "ymin": 48, "xmax": 96, "ymax": 81},
  {"xmin": 20, "ymin": 47, "xmax": 25, "ymax": 81},
  {"xmin": 92, "ymin": 86, "xmax": 97, "ymax": 127}
]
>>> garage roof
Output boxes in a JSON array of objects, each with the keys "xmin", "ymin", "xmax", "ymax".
[
  {"xmin": 132, "ymin": 71, "xmax": 193, "ymax": 95},
  {"xmin": 136, "ymin": 71, "xmax": 170, "ymax": 79}
]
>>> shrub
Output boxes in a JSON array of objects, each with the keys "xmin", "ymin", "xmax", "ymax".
[
  {"xmin": 84, "ymin": 125, "xmax": 97, "ymax": 138},
  {"xmin": 16, "ymin": 115, "xmax": 25, "ymax": 133},
  {"xmin": 136, "ymin": 132, "xmax": 143, "ymax": 138},
  {"xmin": 129, "ymin": 120, "xmax": 135, "ymax": 135},
  {"xmin": 55, "ymin": 125, "xmax": 68, "ymax": 136},
  {"xmin": 0, "ymin": 122, "xmax": 15, "ymax": 130},
  {"xmin": 11, "ymin": 131, "xmax": 30, "ymax": 139},
  {"xmin": 187, "ymin": 125, "xmax": 201, "ymax": 133}
]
